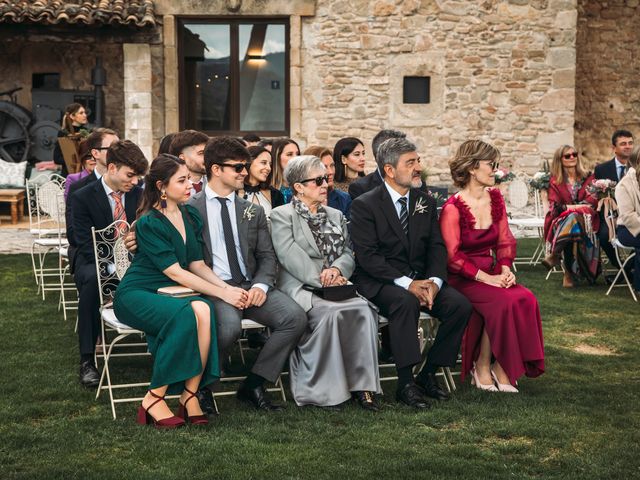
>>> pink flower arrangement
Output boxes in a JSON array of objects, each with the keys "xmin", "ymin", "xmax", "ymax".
[
  {"xmin": 493, "ymin": 168, "xmax": 515, "ymax": 184},
  {"xmin": 587, "ymin": 178, "xmax": 617, "ymax": 199}
]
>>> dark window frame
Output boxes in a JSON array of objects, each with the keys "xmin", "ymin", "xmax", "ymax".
[{"xmin": 177, "ymin": 16, "xmax": 290, "ymax": 137}]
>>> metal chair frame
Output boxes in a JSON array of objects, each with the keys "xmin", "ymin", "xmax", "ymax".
[{"xmin": 605, "ymin": 237, "xmax": 638, "ymax": 302}]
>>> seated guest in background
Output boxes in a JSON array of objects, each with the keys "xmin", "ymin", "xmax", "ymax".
[
  {"xmin": 595, "ymin": 130, "xmax": 634, "ymax": 270},
  {"xmin": 258, "ymin": 137, "xmax": 273, "ymax": 152},
  {"xmin": 169, "ymin": 130, "xmax": 209, "ymax": 195},
  {"xmin": 615, "ymin": 145, "xmax": 640, "ymax": 294},
  {"xmin": 350, "ymin": 137, "xmax": 471, "ymax": 409},
  {"xmin": 271, "ymin": 138, "xmax": 300, "ymax": 203},
  {"xmin": 542, "ymin": 145, "xmax": 600, "ymax": 287},
  {"xmin": 158, "ymin": 132, "xmax": 177, "ymax": 155},
  {"xmin": 53, "ymin": 102, "xmax": 90, "ymax": 177},
  {"xmin": 63, "ymin": 139, "xmax": 96, "ymax": 201},
  {"xmin": 242, "ymin": 133, "xmax": 261, "ymax": 147},
  {"xmin": 115, "ymin": 155, "xmax": 247, "ymax": 428},
  {"xmin": 69, "ymin": 140, "xmax": 147, "ymax": 387},
  {"xmin": 190, "ymin": 136, "xmax": 307, "ymax": 412},
  {"xmin": 332, "ymin": 137, "xmax": 366, "ymax": 192},
  {"xmin": 304, "ymin": 145, "xmax": 352, "ymax": 220},
  {"xmin": 240, "ymin": 145, "xmax": 285, "ymax": 219},
  {"xmin": 271, "ymin": 156, "xmax": 381, "ymax": 410},
  {"xmin": 439, "ymin": 140, "xmax": 545, "ymax": 392}
]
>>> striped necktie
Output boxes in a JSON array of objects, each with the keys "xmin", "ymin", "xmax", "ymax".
[
  {"xmin": 110, "ymin": 191, "xmax": 127, "ymax": 235},
  {"xmin": 398, "ymin": 197, "xmax": 409, "ymax": 236}
]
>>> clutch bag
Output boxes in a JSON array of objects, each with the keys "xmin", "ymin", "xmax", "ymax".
[
  {"xmin": 302, "ymin": 283, "xmax": 358, "ymax": 302},
  {"xmin": 157, "ymin": 285, "xmax": 199, "ymax": 298}
]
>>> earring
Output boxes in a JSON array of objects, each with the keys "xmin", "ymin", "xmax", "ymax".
[
  {"xmin": 343, "ymin": 163, "xmax": 347, "ymax": 177},
  {"xmin": 160, "ymin": 190, "xmax": 167, "ymax": 209}
]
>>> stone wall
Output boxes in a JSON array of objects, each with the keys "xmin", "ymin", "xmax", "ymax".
[
  {"xmin": 575, "ymin": 0, "xmax": 640, "ymax": 167},
  {"xmin": 299, "ymin": 0, "xmax": 579, "ymax": 184}
]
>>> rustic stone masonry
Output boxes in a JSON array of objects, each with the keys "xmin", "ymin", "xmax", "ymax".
[
  {"xmin": 299, "ymin": 0, "xmax": 580, "ymax": 185},
  {"xmin": 574, "ymin": 0, "xmax": 640, "ymax": 167}
]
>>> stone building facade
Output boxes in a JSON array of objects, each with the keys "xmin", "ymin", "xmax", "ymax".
[{"xmin": 1, "ymin": 1, "xmax": 638, "ymax": 184}]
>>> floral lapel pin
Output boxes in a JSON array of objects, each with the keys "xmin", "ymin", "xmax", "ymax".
[
  {"xmin": 413, "ymin": 197, "xmax": 428, "ymax": 216},
  {"xmin": 242, "ymin": 205, "xmax": 256, "ymax": 222}
]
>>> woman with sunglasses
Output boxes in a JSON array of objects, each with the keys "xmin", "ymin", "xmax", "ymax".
[
  {"xmin": 270, "ymin": 155, "xmax": 381, "ymax": 411},
  {"xmin": 439, "ymin": 140, "xmax": 544, "ymax": 392},
  {"xmin": 270, "ymin": 138, "xmax": 301, "ymax": 204},
  {"xmin": 304, "ymin": 145, "xmax": 352, "ymax": 220},
  {"xmin": 542, "ymin": 145, "xmax": 600, "ymax": 287},
  {"xmin": 240, "ymin": 145, "xmax": 285, "ymax": 219}
]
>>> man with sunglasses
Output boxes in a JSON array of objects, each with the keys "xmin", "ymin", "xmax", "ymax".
[
  {"xmin": 188, "ymin": 136, "xmax": 307, "ymax": 412},
  {"xmin": 595, "ymin": 129, "xmax": 635, "ymax": 272}
]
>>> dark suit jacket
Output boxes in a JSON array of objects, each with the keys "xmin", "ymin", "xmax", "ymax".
[
  {"xmin": 348, "ymin": 169, "xmax": 429, "ymax": 200},
  {"xmin": 594, "ymin": 158, "xmax": 619, "ymax": 182},
  {"xmin": 70, "ymin": 179, "xmax": 142, "ymax": 270},
  {"xmin": 66, "ymin": 170, "xmax": 98, "ymax": 246},
  {"xmin": 188, "ymin": 191, "xmax": 277, "ymax": 288},
  {"xmin": 350, "ymin": 183, "xmax": 448, "ymax": 299}
]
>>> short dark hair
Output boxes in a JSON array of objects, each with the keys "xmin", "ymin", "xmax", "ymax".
[
  {"xmin": 204, "ymin": 136, "xmax": 250, "ymax": 176},
  {"xmin": 106, "ymin": 140, "xmax": 149, "ymax": 176},
  {"xmin": 242, "ymin": 133, "xmax": 261, "ymax": 143},
  {"xmin": 158, "ymin": 132, "xmax": 177, "ymax": 155},
  {"xmin": 258, "ymin": 138, "xmax": 273, "ymax": 148},
  {"xmin": 169, "ymin": 130, "xmax": 209, "ymax": 156},
  {"xmin": 85, "ymin": 128, "xmax": 118, "ymax": 157},
  {"xmin": 612, "ymin": 129, "xmax": 634, "ymax": 146},
  {"xmin": 372, "ymin": 129, "xmax": 406, "ymax": 161}
]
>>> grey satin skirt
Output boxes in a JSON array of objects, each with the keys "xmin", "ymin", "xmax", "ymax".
[{"xmin": 289, "ymin": 295, "xmax": 382, "ymax": 407}]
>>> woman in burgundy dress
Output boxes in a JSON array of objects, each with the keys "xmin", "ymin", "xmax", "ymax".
[
  {"xmin": 542, "ymin": 145, "xmax": 600, "ymax": 287},
  {"xmin": 440, "ymin": 140, "xmax": 545, "ymax": 392}
]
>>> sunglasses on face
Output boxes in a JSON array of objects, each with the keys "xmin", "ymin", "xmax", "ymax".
[
  {"xmin": 479, "ymin": 160, "xmax": 499, "ymax": 170},
  {"xmin": 218, "ymin": 162, "xmax": 248, "ymax": 173},
  {"xmin": 563, "ymin": 152, "xmax": 578, "ymax": 159},
  {"xmin": 299, "ymin": 175, "xmax": 329, "ymax": 186}
]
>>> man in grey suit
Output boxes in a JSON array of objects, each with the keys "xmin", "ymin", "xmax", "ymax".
[{"xmin": 189, "ymin": 136, "xmax": 307, "ymax": 411}]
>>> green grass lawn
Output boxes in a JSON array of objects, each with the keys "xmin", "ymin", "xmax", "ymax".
[{"xmin": 1, "ymin": 241, "xmax": 639, "ymax": 480}]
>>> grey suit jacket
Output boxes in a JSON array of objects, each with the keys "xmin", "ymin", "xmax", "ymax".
[
  {"xmin": 270, "ymin": 203, "xmax": 355, "ymax": 312},
  {"xmin": 188, "ymin": 190, "xmax": 277, "ymax": 288}
]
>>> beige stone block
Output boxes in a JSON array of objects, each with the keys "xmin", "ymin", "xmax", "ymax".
[
  {"xmin": 552, "ymin": 68, "xmax": 575, "ymax": 88},
  {"xmin": 539, "ymin": 89, "xmax": 575, "ymax": 111},
  {"xmin": 554, "ymin": 9, "xmax": 577, "ymax": 29},
  {"xmin": 373, "ymin": 1, "xmax": 395, "ymax": 16},
  {"xmin": 547, "ymin": 47, "xmax": 576, "ymax": 68},
  {"xmin": 290, "ymin": 66, "xmax": 301, "ymax": 87},
  {"xmin": 290, "ymin": 85, "xmax": 301, "ymax": 110},
  {"xmin": 127, "ymin": 92, "xmax": 152, "ymax": 109},
  {"xmin": 123, "ymin": 43, "xmax": 151, "ymax": 66},
  {"xmin": 163, "ymin": 15, "xmax": 176, "ymax": 47},
  {"xmin": 536, "ymin": 128, "xmax": 574, "ymax": 154}
]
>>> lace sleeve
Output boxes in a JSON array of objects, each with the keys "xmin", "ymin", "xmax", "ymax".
[
  {"xmin": 493, "ymin": 192, "xmax": 517, "ymax": 269},
  {"xmin": 439, "ymin": 202, "xmax": 479, "ymax": 280}
]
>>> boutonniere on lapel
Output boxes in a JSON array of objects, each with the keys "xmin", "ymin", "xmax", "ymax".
[
  {"xmin": 242, "ymin": 205, "xmax": 256, "ymax": 222},
  {"xmin": 413, "ymin": 197, "xmax": 428, "ymax": 216}
]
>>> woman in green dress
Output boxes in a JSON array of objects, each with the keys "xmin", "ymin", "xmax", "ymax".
[{"xmin": 115, "ymin": 154, "xmax": 248, "ymax": 428}]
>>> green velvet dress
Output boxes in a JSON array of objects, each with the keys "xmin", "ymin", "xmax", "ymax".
[{"xmin": 114, "ymin": 205, "xmax": 219, "ymax": 393}]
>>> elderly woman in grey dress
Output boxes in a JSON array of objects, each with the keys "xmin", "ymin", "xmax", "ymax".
[{"xmin": 270, "ymin": 155, "xmax": 381, "ymax": 411}]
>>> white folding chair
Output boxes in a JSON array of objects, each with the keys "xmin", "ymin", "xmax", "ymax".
[
  {"xmin": 506, "ymin": 177, "xmax": 546, "ymax": 266},
  {"xmin": 605, "ymin": 237, "xmax": 638, "ymax": 302},
  {"xmin": 377, "ymin": 311, "xmax": 455, "ymax": 393},
  {"xmin": 92, "ymin": 220, "xmax": 152, "ymax": 419}
]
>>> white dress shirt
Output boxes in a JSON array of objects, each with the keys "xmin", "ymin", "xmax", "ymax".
[
  {"xmin": 204, "ymin": 184, "xmax": 268, "ymax": 293},
  {"xmin": 383, "ymin": 181, "xmax": 443, "ymax": 291},
  {"xmin": 615, "ymin": 157, "xmax": 627, "ymax": 181}
]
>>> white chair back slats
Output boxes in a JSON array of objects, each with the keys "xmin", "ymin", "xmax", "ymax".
[
  {"xmin": 92, "ymin": 220, "xmax": 132, "ymax": 307},
  {"xmin": 508, "ymin": 178, "xmax": 529, "ymax": 212},
  {"xmin": 30, "ymin": 177, "xmax": 66, "ymax": 238}
]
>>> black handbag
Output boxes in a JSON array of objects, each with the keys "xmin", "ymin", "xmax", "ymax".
[{"xmin": 302, "ymin": 283, "xmax": 358, "ymax": 301}]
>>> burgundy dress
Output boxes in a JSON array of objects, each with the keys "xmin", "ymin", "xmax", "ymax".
[{"xmin": 439, "ymin": 188, "xmax": 545, "ymax": 385}]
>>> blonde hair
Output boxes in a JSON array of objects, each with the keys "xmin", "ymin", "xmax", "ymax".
[
  {"xmin": 304, "ymin": 145, "xmax": 332, "ymax": 159},
  {"xmin": 449, "ymin": 140, "xmax": 500, "ymax": 188},
  {"xmin": 551, "ymin": 145, "xmax": 587, "ymax": 184}
]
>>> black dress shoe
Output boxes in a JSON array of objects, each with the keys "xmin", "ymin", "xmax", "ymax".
[
  {"xmin": 416, "ymin": 373, "xmax": 450, "ymax": 401},
  {"xmin": 353, "ymin": 391, "xmax": 381, "ymax": 412},
  {"xmin": 236, "ymin": 383, "xmax": 285, "ymax": 412},
  {"xmin": 79, "ymin": 361, "xmax": 99, "ymax": 388},
  {"xmin": 395, "ymin": 382, "xmax": 430, "ymax": 409},
  {"xmin": 196, "ymin": 387, "xmax": 218, "ymax": 415},
  {"xmin": 378, "ymin": 348, "xmax": 395, "ymax": 364}
]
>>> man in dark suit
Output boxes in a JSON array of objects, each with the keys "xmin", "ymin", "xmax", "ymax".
[
  {"xmin": 189, "ymin": 136, "xmax": 306, "ymax": 412},
  {"xmin": 66, "ymin": 128, "xmax": 119, "ymax": 254},
  {"xmin": 594, "ymin": 129, "xmax": 634, "ymax": 269},
  {"xmin": 69, "ymin": 140, "xmax": 147, "ymax": 387},
  {"xmin": 350, "ymin": 137, "xmax": 471, "ymax": 409}
]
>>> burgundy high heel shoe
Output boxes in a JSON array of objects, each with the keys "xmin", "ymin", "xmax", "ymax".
[
  {"xmin": 176, "ymin": 387, "xmax": 209, "ymax": 425},
  {"xmin": 136, "ymin": 390, "xmax": 185, "ymax": 429}
]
